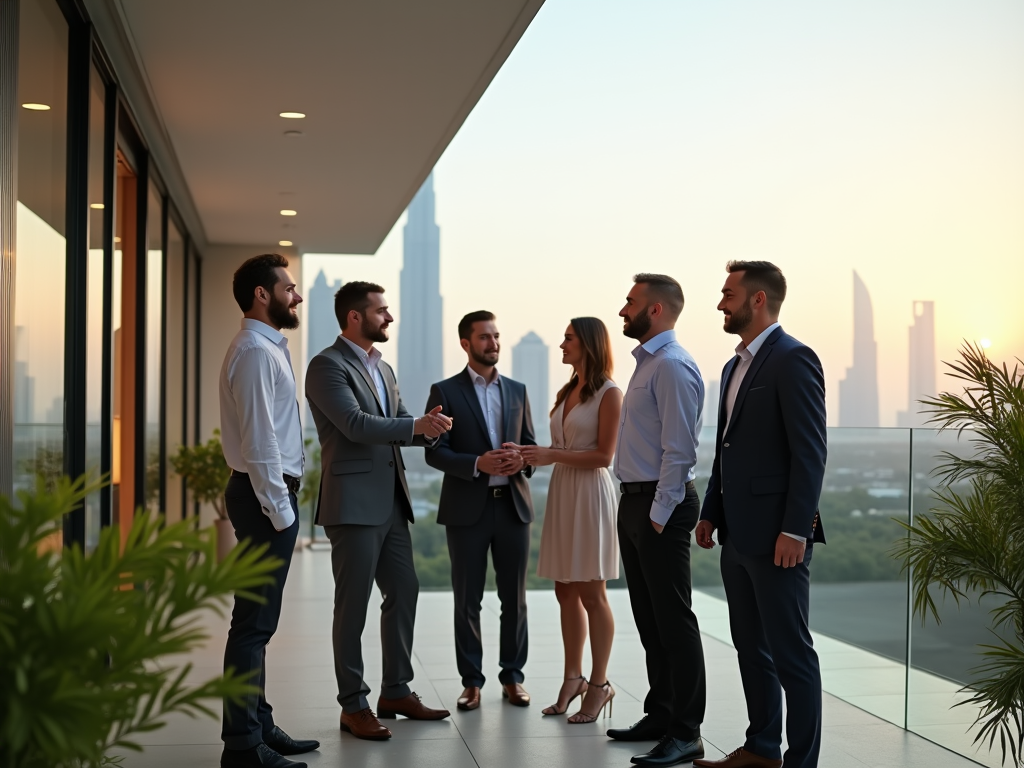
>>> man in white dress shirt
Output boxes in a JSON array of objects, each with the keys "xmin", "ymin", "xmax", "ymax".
[
  {"xmin": 607, "ymin": 273, "xmax": 707, "ymax": 768},
  {"xmin": 218, "ymin": 254, "xmax": 319, "ymax": 768}
]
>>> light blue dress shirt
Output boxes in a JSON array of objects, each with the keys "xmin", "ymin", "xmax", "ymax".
[
  {"xmin": 338, "ymin": 334, "xmax": 389, "ymax": 415},
  {"xmin": 614, "ymin": 329, "xmax": 704, "ymax": 526},
  {"xmin": 468, "ymin": 367, "xmax": 509, "ymax": 487}
]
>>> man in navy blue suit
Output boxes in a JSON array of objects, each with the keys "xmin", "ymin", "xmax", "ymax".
[{"xmin": 693, "ymin": 261, "xmax": 827, "ymax": 768}]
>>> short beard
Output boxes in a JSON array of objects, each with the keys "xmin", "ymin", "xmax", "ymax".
[
  {"xmin": 622, "ymin": 310, "xmax": 652, "ymax": 340},
  {"xmin": 723, "ymin": 300, "xmax": 753, "ymax": 335},
  {"xmin": 268, "ymin": 295, "xmax": 300, "ymax": 330},
  {"xmin": 361, "ymin": 315, "xmax": 388, "ymax": 343},
  {"xmin": 470, "ymin": 348, "xmax": 499, "ymax": 368}
]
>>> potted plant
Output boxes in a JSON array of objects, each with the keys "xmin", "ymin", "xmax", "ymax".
[
  {"xmin": 170, "ymin": 429, "xmax": 234, "ymax": 561},
  {"xmin": 894, "ymin": 343, "xmax": 1024, "ymax": 766},
  {"xmin": 0, "ymin": 475, "xmax": 281, "ymax": 767}
]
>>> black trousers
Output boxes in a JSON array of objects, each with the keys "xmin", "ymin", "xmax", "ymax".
[
  {"xmin": 720, "ymin": 540, "xmax": 821, "ymax": 768},
  {"xmin": 221, "ymin": 473, "xmax": 299, "ymax": 750},
  {"xmin": 323, "ymin": 489, "xmax": 419, "ymax": 713},
  {"xmin": 617, "ymin": 486, "xmax": 706, "ymax": 741},
  {"xmin": 446, "ymin": 493, "xmax": 530, "ymax": 688}
]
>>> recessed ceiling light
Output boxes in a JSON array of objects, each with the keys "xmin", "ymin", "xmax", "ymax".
[
  {"xmin": 283, "ymin": 130, "xmax": 304, "ymax": 138},
  {"xmin": 280, "ymin": 209, "xmax": 297, "ymax": 216},
  {"xmin": 279, "ymin": 240, "xmax": 293, "ymax": 247},
  {"xmin": 279, "ymin": 112, "xmax": 306, "ymax": 119},
  {"xmin": 22, "ymin": 103, "xmax": 51, "ymax": 111},
  {"xmin": 90, "ymin": 203, "xmax": 104, "ymax": 209}
]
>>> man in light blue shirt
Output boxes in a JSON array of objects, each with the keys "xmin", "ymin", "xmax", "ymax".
[{"xmin": 608, "ymin": 273, "xmax": 707, "ymax": 768}]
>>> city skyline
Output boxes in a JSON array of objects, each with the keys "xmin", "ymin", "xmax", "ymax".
[
  {"xmin": 897, "ymin": 301, "xmax": 937, "ymax": 428},
  {"xmin": 397, "ymin": 173, "xmax": 444, "ymax": 417},
  {"xmin": 305, "ymin": 270, "xmax": 343, "ymax": 431},
  {"xmin": 838, "ymin": 271, "xmax": 880, "ymax": 428},
  {"xmin": 511, "ymin": 331, "xmax": 550, "ymax": 444}
]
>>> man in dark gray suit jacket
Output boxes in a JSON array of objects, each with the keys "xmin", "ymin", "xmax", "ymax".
[
  {"xmin": 305, "ymin": 281, "xmax": 453, "ymax": 741},
  {"xmin": 424, "ymin": 310, "xmax": 537, "ymax": 711}
]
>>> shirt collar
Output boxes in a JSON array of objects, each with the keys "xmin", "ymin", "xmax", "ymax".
[
  {"xmin": 242, "ymin": 318, "xmax": 285, "ymax": 346},
  {"xmin": 465, "ymin": 365, "xmax": 500, "ymax": 386},
  {"xmin": 633, "ymin": 329, "xmax": 676, "ymax": 361},
  {"xmin": 339, "ymin": 334, "xmax": 381, "ymax": 365},
  {"xmin": 735, "ymin": 322, "xmax": 781, "ymax": 361}
]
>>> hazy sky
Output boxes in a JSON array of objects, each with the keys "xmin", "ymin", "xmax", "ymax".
[{"xmin": 305, "ymin": 0, "xmax": 1024, "ymax": 427}]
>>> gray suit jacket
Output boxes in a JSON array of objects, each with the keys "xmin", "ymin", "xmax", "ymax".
[
  {"xmin": 424, "ymin": 371, "xmax": 536, "ymax": 527},
  {"xmin": 306, "ymin": 337, "xmax": 428, "ymax": 527}
]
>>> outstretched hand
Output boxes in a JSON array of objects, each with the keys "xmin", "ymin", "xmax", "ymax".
[
  {"xmin": 414, "ymin": 405, "xmax": 453, "ymax": 438},
  {"xmin": 503, "ymin": 442, "xmax": 552, "ymax": 467}
]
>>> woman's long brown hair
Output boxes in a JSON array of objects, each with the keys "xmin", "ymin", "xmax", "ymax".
[{"xmin": 550, "ymin": 317, "xmax": 614, "ymax": 416}]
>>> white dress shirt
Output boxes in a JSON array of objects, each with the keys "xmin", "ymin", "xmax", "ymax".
[
  {"xmin": 468, "ymin": 366, "xmax": 509, "ymax": 486},
  {"xmin": 219, "ymin": 318, "xmax": 304, "ymax": 531},
  {"xmin": 721, "ymin": 321, "xmax": 802, "ymax": 542},
  {"xmin": 614, "ymin": 330, "xmax": 704, "ymax": 526},
  {"xmin": 338, "ymin": 335, "xmax": 389, "ymax": 415}
]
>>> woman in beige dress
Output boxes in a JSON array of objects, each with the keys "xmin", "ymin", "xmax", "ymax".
[{"xmin": 508, "ymin": 317, "xmax": 622, "ymax": 724}]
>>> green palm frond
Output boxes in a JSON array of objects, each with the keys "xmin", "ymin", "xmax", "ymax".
[{"xmin": 892, "ymin": 343, "xmax": 1024, "ymax": 766}]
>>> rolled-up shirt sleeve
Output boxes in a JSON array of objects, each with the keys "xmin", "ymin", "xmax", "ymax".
[
  {"xmin": 229, "ymin": 347, "xmax": 296, "ymax": 531},
  {"xmin": 650, "ymin": 359, "xmax": 702, "ymax": 526}
]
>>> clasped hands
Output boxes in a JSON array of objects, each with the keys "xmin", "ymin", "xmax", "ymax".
[
  {"xmin": 475, "ymin": 442, "xmax": 529, "ymax": 477},
  {"xmin": 414, "ymin": 405, "xmax": 453, "ymax": 439}
]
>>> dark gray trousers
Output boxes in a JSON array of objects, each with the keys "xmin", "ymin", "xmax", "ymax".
[
  {"xmin": 323, "ymin": 491, "xmax": 419, "ymax": 712},
  {"xmin": 720, "ymin": 540, "xmax": 821, "ymax": 768},
  {"xmin": 221, "ymin": 473, "xmax": 299, "ymax": 750},
  {"xmin": 445, "ymin": 493, "xmax": 530, "ymax": 688},
  {"xmin": 617, "ymin": 487, "xmax": 706, "ymax": 741}
]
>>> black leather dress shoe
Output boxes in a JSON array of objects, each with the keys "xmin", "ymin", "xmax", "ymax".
[
  {"xmin": 631, "ymin": 735, "xmax": 705, "ymax": 766},
  {"xmin": 220, "ymin": 743, "xmax": 307, "ymax": 768},
  {"xmin": 607, "ymin": 714, "xmax": 668, "ymax": 741},
  {"xmin": 263, "ymin": 726, "xmax": 320, "ymax": 755}
]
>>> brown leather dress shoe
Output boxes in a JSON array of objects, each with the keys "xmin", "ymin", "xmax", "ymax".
[
  {"xmin": 457, "ymin": 687, "xmax": 482, "ymax": 711},
  {"xmin": 693, "ymin": 747, "xmax": 783, "ymax": 768},
  {"xmin": 377, "ymin": 692, "xmax": 451, "ymax": 720},
  {"xmin": 502, "ymin": 683, "xmax": 531, "ymax": 707},
  {"xmin": 339, "ymin": 708, "xmax": 392, "ymax": 740}
]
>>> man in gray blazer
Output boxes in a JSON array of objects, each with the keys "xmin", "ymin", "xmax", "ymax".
[
  {"xmin": 305, "ymin": 281, "xmax": 453, "ymax": 741},
  {"xmin": 424, "ymin": 310, "xmax": 536, "ymax": 711}
]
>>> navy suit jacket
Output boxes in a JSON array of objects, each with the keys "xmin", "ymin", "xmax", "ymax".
[
  {"xmin": 700, "ymin": 326, "xmax": 827, "ymax": 557},
  {"xmin": 424, "ymin": 371, "xmax": 536, "ymax": 527}
]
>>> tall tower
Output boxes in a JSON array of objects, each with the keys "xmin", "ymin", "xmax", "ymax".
[
  {"xmin": 838, "ymin": 271, "xmax": 880, "ymax": 427},
  {"xmin": 398, "ymin": 173, "xmax": 444, "ymax": 416},
  {"xmin": 305, "ymin": 269, "xmax": 342, "ymax": 431},
  {"xmin": 512, "ymin": 331, "xmax": 550, "ymax": 445},
  {"xmin": 897, "ymin": 301, "xmax": 936, "ymax": 427}
]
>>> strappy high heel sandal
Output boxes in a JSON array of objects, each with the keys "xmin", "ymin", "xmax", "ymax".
[
  {"xmin": 541, "ymin": 675, "xmax": 588, "ymax": 716},
  {"xmin": 567, "ymin": 680, "xmax": 615, "ymax": 724}
]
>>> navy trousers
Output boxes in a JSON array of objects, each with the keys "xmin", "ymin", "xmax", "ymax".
[
  {"xmin": 221, "ymin": 473, "xmax": 299, "ymax": 750},
  {"xmin": 720, "ymin": 540, "xmax": 821, "ymax": 768}
]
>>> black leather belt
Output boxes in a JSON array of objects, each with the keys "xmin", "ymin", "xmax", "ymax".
[
  {"xmin": 620, "ymin": 480, "xmax": 695, "ymax": 495},
  {"xmin": 232, "ymin": 470, "xmax": 300, "ymax": 496},
  {"xmin": 489, "ymin": 486, "xmax": 510, "ymax": 498}
]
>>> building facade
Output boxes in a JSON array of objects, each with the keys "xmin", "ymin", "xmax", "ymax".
[
  {"xmin": 897, "ymin": 300, "xmax": 937, "ymax": 428},
  {"xmin": 511, "ymin": 330, "xmax": 550, "ymax": 445},
  {"xmin": 838, "ymin": 270, "xmax": 880, "ymax": 428},
  {"xmin": 397, "ymin": 173, "xmax": 444, "ymax": 417}
]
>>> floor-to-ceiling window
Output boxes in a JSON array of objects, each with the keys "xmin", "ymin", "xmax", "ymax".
[
  {"xmin": 14, "ymin": 0, "xmax": 68, "ymax": 519},
  {"xmin": 144, "ymin": 182, "xmax": 163, "ymax": 513},
  {"xmin": 165, "ymin": 212, "xmax": 185, "ymax": 523}
]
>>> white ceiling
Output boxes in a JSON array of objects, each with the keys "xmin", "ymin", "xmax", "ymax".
[{"xmin": 111, "ymin": 0, "xmax": 544, "ymax": 253}]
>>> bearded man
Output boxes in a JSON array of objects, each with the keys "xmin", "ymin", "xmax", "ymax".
[
  {"xmin": 219, "ymin": 254, "xmax": 319, "ymax": 768},
  {"xmin": 606, "ymin": 273, "xmax": 708, "ymax": 768},
  {"xmin": 423, "ymin": 310, "xmax": 537, "ymax": 712},
  {"xmin": 305, "ymin": 281, "xmax": 454, "ymax": 741}
]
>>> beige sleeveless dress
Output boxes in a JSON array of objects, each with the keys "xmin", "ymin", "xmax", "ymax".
[{"xmin": 536, "ymin": 379, "xmax": 620, "ymax": 582}]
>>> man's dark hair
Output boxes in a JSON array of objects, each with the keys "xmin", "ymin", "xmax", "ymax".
[
  {"xmin": 458, "ymin": 310, "xmax": 496, "ymax": 340},
  {"xmin": 633, "ymin": 273, "xmax": 684, "ymax": 319},
  {"xmin": 232, "ymin": 253, "xmax": 289, "ymax": 312},
  {"xmin": 334, "ymin": 281, "xmax": 386, "ymax": 330},
  {"xmin": 726, "ymin": 260, "xmax": 787, "ymax": 314}
]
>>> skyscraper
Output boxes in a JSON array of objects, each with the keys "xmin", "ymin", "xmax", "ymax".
[
  {"xmin": 838, "ymin": 271, "xmax": 880, "ymax": 428},
  {"xmin": 512, "ymin": 331, "xmax": 550, "ymax": 444},
  {"xmin": 897, "ymin": 301, "xmax": 937, "ymax": 428},
  {"xmin": 305, "ymin": 269, "xmax": 342, "ymax": 431},
  {"xmin": 398, "ymin": 172, "xmax": 444, "ymax": 416}
]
